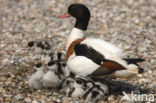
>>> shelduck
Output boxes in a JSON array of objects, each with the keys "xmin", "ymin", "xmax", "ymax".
[{"xmin": 58, "ymin": 3, "xmax": 144, "ymax": 78}]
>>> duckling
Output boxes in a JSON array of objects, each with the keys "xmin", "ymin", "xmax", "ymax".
[
  {"xmin": 42, "ymin": 70, "xmax": 62, "ymax": 88},
  {"xmin": 42, "ymin": 60, "xmax": 62, "ymax": 88},
  {"xmin": 58, "ymin": 76, "xmax": 75, "ymax": 95},
  {"xmin": 28, "ymin": 62, "xmax": 47, "ymax": 89},
  {"xmin": 41, "ymin": 52, "xmax": 53, "ymax": 62},
  {"xmin": 83, "ymin": 82, "xmax": 109, "ymax": 103},
  {"xmin": 27, "ymin": 41, "xmax": 43, "ymax": 55},
  {"xmin": 27, "ymin": 40, "xmax": 53, "ymax": 56},
  {"xmin": 42, "ymin": 54, "xmax": 68, "ymax": 88},
  {"xmin": 67, "ymin": 77, "xmax": 86, "ymax": 98},
  {"xmin": 66, "ymin": 77, "xmax": 95, "ymax": 98}
]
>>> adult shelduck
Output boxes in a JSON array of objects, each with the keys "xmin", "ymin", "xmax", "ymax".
[{"xmin": 58, "ymin": 3, "xmax": 144, "ymax": 78}]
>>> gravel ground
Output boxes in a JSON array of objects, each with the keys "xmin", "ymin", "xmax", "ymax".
[{"xmin": 0, "ymin": 0, "xmax": 156, "ymax": 103}]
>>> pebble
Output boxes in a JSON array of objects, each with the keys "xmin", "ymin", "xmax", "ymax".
[
  {"xmin": 31, "ymin": 100, "xmax": 41, "ymax": 103},
  {"xmin": 139, "ymin": 78, "xmax": 152, "ymax": 84},
  {"xmin": 0, "ymin": 77, "xmax": 7, "ymax": 82},
  {"xmin": 153, "ymin": 84, "xmax": 156, "ymax": 88},
  {"xmin": 24, "ymin": 98, "xmax": 32, "ymax": 102},
  {"xmin": 14, "ymin": 94, "xmax": 24, "ymax": 101},
  {"xmin": 108, "ymin": 95, "xmax": 115, "ymax": 102}
]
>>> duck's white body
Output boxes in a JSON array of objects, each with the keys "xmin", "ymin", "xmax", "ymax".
[
  {"xmin": 66, "ymin": 28, "xmax": 125, "ymax": 58},
  {"xmin": 66, "ymin": 28, "xmax": 138, "ymax": 78}
]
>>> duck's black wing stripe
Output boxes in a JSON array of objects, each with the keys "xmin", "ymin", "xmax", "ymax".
[
  {"xmin": 74, "ymin": 43, "xmax": 126, "ymax": 71},
  {"xmin": 123, "ymin": 58, "xmax": 145, "ymax": 64},
  {"xmin": 74, "ymin": 43, "xmax": 106, "ymax": 65}
]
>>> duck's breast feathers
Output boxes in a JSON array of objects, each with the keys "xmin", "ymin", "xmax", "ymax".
[{"xmin": 66, "ymin": 38, "xmax": 85, "ymax": 61}]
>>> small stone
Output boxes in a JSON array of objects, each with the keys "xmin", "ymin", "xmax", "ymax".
[
  {"xmin": 152, "ymin": 67, "xmax": 156, "ymax": 70},
  {"xmin": 139, "ymin": 78, "xmax": 152, "ymax": 84},
  {"xmin": 0, "ymin": 77, "xmax": 6, "ymax": 82},
  {"xmin": 137, "ymin": 74, "xmax": 143, "ymax": 78},
  {"xmin": 0, "ymin": 82, "xmax": 4, "ymax": 85},
  {"xmin": 4, "ymin": 97, "xmax": 12, "ymax": 101},
  {"xmin": 134, "ymin": 19, "xmax": 139, "ymax": 24},
  {"xmin": 153, "ymin": 84, "xmax": 156, "ymax": 88},
  {"xmin": 73, "ymin": 101, "xmax": 80, "ymax": 103},
  {"xmin": 147, "ymin": 70, "xmax": 152, "ymax": 74},
  {"xmin": 31, "ymin": 100, "xmax": 41, "ymax": 103},
  {"xmin": 2, "ymin": 58, "xmax": 9, "ymax": 65},
  {"xmin": 108, "ymin": 95, "xmax": 115, "ymax": 102},
  {"xmin": 14, "ymin": 94, "xmax": 24, "ymax": 101},
  {"xmin": 24, "ymin": 98, "xmax": 32, "ymax": 102}
]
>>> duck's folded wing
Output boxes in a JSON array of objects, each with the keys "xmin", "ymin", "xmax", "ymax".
[{"xmin": 74, "ymin": 43, "xmax": 126, "ymax": 75}]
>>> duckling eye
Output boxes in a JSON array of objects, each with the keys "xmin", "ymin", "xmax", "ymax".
[
  {"xmin": 92, "ymin": 91, "xmax": 99, "ymax": 97},
  {"xmin": 83, "ymin": 84, "xmax": 87, "ymax": 88},
  {"xmin": 66, "ymin": 80, "xmax": 70, "ymax": 85},
  {"xmin": 44, "ymin": 46, "xmax": 50, "ymax": 50},
  {"xmin": 62, "ymin": 63, "xmax": 66, "ymax": 67},
  {"xmin": 76, "ymin": 80, "xmax": 82, "ymax": 84},
  {"xmin": 49, "ymin": 53, "xmax": 54, "ymax": 57},
  {"xmin": 96, "ymin": 85, "xmax": 100, "ymax": 89},
  {"xmin": 37, "ymin": 42, "xmax": 44, "ymax": 49},
  {"xmin": 36, "ymin": 63, "xmax": 42, "ymax": 68},
  {"xmin": 48, "ymin": 61, "xmax": 55, "ymax": 66},
  {"xmin": 37, "ymin": 42, "xmax": 42, "ymax": 47},
  {"xmin": 28, "ymin": 41, "xmax": 34, "ymax": 47}
]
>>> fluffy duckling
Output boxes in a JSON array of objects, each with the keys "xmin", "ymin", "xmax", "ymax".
[
  {"xmin": 27, "ymin": 40, "xmax": 53, "ymax": 56},
  {"xmin": 61, "ymin": 77, "xmax": 94, "ymax": 98},
  {"xmin": 41, "ymin": 52, "xmax": 53, "ymax": 62},
  {"xmin": 83, "ymin": 82, "xmax": 109, "ymax": 103},
  {"xmin": 67, "ymin": 77, "xmax": 86, "ymax": 98},
  {"xmin": 27, "ymin": 41, "xmax": 43, "ymax": 54},
  {"xmin": 58, "ymin": 76, "xmax": 75, "ymax": 95},
  {"xmin": 42, "ymin": 61, "xmax": 62, "ymax": 88},
  {"xmin": 28, "ymin": 62, "xmax": 47, "ymax": 89},
  {"xmin": 41, "ymin": 52, "xmax": 68, "ymax": 88}
]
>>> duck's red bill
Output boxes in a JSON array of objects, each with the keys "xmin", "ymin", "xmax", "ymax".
[{"xmin": 58, "ymin": 13, "xmax": 71, "ymax": 18}]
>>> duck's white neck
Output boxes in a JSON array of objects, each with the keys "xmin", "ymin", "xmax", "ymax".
[{"xmin": 66, "ymin": 27, "xmax": 84, "ymax": 50}]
